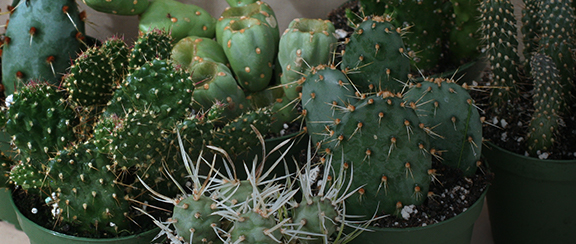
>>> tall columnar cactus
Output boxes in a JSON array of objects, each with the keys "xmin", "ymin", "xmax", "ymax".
[
  {"xmin": 4, "ymin": 82, "xmax": 78, "ymax": 163},
  {"xmin": 171, "ymin": 36, "xmax": 229, "ymax": 70},
  {"xmin": 404, "ymin": 78, "xmax": 483, "ymax": 176},
  {"xmin": 82, "ymin": 0, "xmax": 149, "ymax": 15},
  {"xmin": 138, "ymin": 0, "xmax": 216, "ymax": 42},
  {"xmin": 341, "ymin": 16, "xmax": 411, "ymax": 94},
  {"xmin": 537, "ymin": 0, "xmax": 576, "ymax": 100},
  {"xmin": 2, "ymin": 0, "xmax": 86, "ymax": 96},
  {"xmin": 480, "ymin": 0, "xmax": 522, "ymax": 110},
  {"xmin": 522, "ymin": 0, "xmax": 540, "ymax": 61},
  {"xmin": 277, "ymin": 18, "xmax": 337, "ymax": 100},
  {"xmin": 219, "ymin": 17, "xmax": 277, "ymax": 92},
  {"xmin": 526, "ymin": 53, "xmax": 564, "ymax": 156}
]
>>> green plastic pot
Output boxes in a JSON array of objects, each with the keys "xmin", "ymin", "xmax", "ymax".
[
  {"xmin": 483, "ymin": 141, "xmax": 576, "ymax": 244},
  {"xmin": 0, "ymin": 187, "xmax": 20, "ymax": 230},
  {"xmin": 350, "ymin": 188, "xmax": 488, "ymax": 244},
  {"xmin": 9, "ymin": 194, "xmax": 160, "ymax": 244}
]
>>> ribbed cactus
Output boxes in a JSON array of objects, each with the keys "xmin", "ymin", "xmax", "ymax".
[
  {"xmin": 278, "ymin": 18, "xmax": 337, "ymax": 100},
  {"xmin": 82, "ymin": 0, "xmax": 149, "ymax": 15},
  {"xmin": 2, "ymin": 0, "xmax": 86, "ymax": 96},
  {"xmin": 216, "ymin": 1, "xmax": 279, "ymax": 49},
  {"xmin": 404, "ymin": 78, "xmax": 482, "ymax": 176},
  {"xmin": 480, "ymin": 0, "xmax": 522, "ymax": 110},
  {"xmin": 341, "ymin": 16, "xmax": 411, "ymax": 93},
  {"xmin": 138, "ymin": 0, "xmax": 216, "ymax": 42}
]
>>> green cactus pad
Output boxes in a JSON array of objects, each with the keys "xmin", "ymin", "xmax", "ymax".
[
  {"xmin": 5, "ymin": 82, "xmax": 78, "ymax": 162},
  {"xmin": 2, "ymin": 0, "xmax": 86, "ymax": 96},
  {"xmin": 292, "ymin": 196, "xmax": 338, "ymax": 243},
  {"xmin": 219, "ymin": 17, "xmax": 276, "ymax": 92},
  {"xmin": 171, "ymin": 36, "xmax": 229, "ymax": 70},
  {"xmin": 404, "ymin": 78, "xmax": 482, "ymax": 176},
  {"xmin": 128, "ymin": 29, "xmax": 173, "ymax": 69},
  {"xmin": 139, "ymin": 0, "xmax": 216, "ymax": 42},
  {"xmin": 188, "ymin": 58, "xmax": 248, "ymax": 121},
  {"xmin": 341, "ymin": 16, "xmax": 411, "ymax": 93},
  {"xmin": 47, "ymin": 141, "xmax": 131, "ymax": 236},
  {"xmin": 216, "ymin": 1, "xmax": 279, "ymax": 48},
  {"xmin": 325, "ymin": 93, "xmax": 432, "ymax": 216},
  {"xmin": 278, "ymin": 18, "xmax": 337, "ymax": 100},
  {"xmin": 82, "ymin": 0, "xmax": 149, "ymax": 15},
  {"xmin": 300, "ymin": 64, "xmax": 359, "ymax": 148},
  {"xmin": 229, "ymin": 211, "xmax": 281, "ymax": 243}
]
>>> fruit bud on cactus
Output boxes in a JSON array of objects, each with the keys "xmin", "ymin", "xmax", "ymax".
[
  {"xmin": 138, "ymin": 0, "xmax": 216, "ymax": 42},
  {"xmin": 278, "ymin": 18, "xmax": 337, "ymax": 100},
  {"xmin": 82, "ymin": 0, "xmax": 149, "ymax": 15},
  {"xmin": 2, "ymin": 0, "xmax": 86, "ymax": 96},
  {"xmin": 341, "ymin": 16, "xmax": 411, "ymax": 94}
]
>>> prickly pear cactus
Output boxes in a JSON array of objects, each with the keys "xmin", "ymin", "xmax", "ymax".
[
  {"xmin": 216, "ymin": 2, "xmax": 279, "ymax": 49},
  {"xmin": 480, "ymin": 0, "xmax": 521, "ymax": 110},
  {"xmin": 128, "ymin": 29, "xmax": 173, "ymax": 69},
  {"xmin": 171, "ymin": 36, "xmax": 229, "ymax": 70},
  {"xmin": 106, "ymin": 58, "xmax": 195, "ymax": 124},
  {"xmin": 228, "ymin": 210, "xmax": 282, "ymax": 243},
  {"xmin": 321, "ymin": 92, "xmax": 432, "ymax": 216},
  {"xmin": 404, "ymin": 78, "xmax": 482, "ymax": 176},
  {"xmin": 219, "ymin": 17, "xmax": 276, "ymax": 92},
  {"xmin": 4, "ymin": 82, "xmax": 78, "ymax": 163},
  {"xmin": 188, "ymin": 58, "xmax": 248, "ymax": 121},
  {"xmin": 526, "ymin": 53, "xmax": 565, "ymax": 156},
  {"xmin": 2, "ymin": 0, "xmax": 86, "ymax": 96},
  {"xmin": 138, "ymin": 0, "xmax": 216, "ymax": 42},
  {"xmin": 47, "ymin": 141, "xmax": 132, "ymax": 236},
  {"xmin": 448, "ymin": 0, "xmax": 482, "ymax": 63},
  {"xmin": 64, "ymin": 45, "xmax": 117, "ymax": 106},
  {"xmin": 300, "ymin": 64, "xmax": 358, "ymax": 148},
  {"xmin": 341, "ymin": 16, "xmax": 411, "ymax": 93},
  {"xmin": 278, "ymin": 18, "xmax": 337, "ymax": 100},
  {"xmin": 225, "ymin": 0, "xmax": 259, "ymax": 7},
  {"xmin": 82, "ymin": 0, "xmax": 149, "ymax": 15}
]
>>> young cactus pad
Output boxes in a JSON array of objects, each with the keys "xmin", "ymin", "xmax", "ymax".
[
  {"xmin": 278, "ymin": 18, "xmax": 337, "ymax": 100},
  {"xmin": 324, "ymin": 92, "xmax": 432, "ymax": 216},
  {"xmin": 403, "ymin": 78, "xmax": 482, "ymax": 176},
  {"xmin": 2, "ymin": 0, "xmax": 86, "ymax": 96},
  {"xmin": 341, "ymin": 16, "xmax": 411, "ymax": 94},
  {"xmin": 138, "ymin": 0, "xmax": 216, "ymax": 42},
  {"xmin": 82, "ymin": 0, "xmax": 149, "ymax": 15},
  {"xmin": 171, "ymin": 36, "xmax": 229, "ymax": 70}
]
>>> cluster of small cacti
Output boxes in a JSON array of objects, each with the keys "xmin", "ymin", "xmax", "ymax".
[
  {"xmin": 479, "ymin": 0, "xmax": 576, "ymax": 157},
  {"xmin": 353, "ymin": 0, "xmax": 483, "ymax": 72},
  {"xmin": 301, "ymin": 15, "xmax": 483, "ymax": 218},
  {"xmin": 0, "ymin": 26, "xmax": 284, "ymax": 237},
  {"xmin": 142, "ymin": 133, "xmax": 375, "ymax": 244}
]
